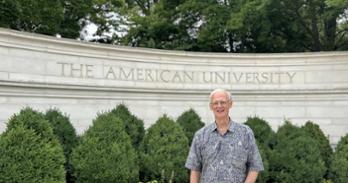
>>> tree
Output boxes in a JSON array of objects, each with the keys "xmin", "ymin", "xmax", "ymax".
[
  {"xmin": 244, "ymin": 116, "xmax": 274, "ymax": 183},
  {"xmin": 263, "ymin": 0, "xmax": 348, "ymax": 51},
  {"xmin": 323, "ymin": 0, "xmax": 348, "ymax": 50},
  {"xmin": 45, "ymin": 108, "xmax": 78, "ymax": 183},
  {"xmin": 177, "ymin": 108, "xmax": 204, "ymax": 145},
  {"xmin": 269, "ymin": 121, "xmax": 326, "ymax": 183},
  {"xmin": 302, "ymin": 121, "xmax": 332, "ymax": 177},
  {"xmin": 0, "ymin": 126, "xmax": 65, "ymax": 183},
  {"xmin": 122, "ymin": 0, "xmax": 194, "ymax": 50},
  {"xmin": 0, "ymin": 0, "xmax": 125, "ymax": 39},
  {"xmin": 274, "ymin": 121, "xmax": 302, "ymax": 141},
  {"xmin": 140, "ymin": 115, "xmax": 189, "ymax": 183},
  {"xmin": 110, "ymin": 103, "xmax": 145, "ymax": 150},
  {"xmin": 255, "ymin": 142, "xmax": 270, "ymax": 183},
  {"xmin": 105, "ymin": 0, "xmax": 348, "ymax": 51},
  {"xmin": 7, "ymin": 107, "xmax": 58, "ymax": 141},
  {"xmin": 71, "ymin": 112, "xmax": 138, "ymax": 183},
  {"xmin": 0, "ymin": 0, "xmax": 63, "ymax": 35},
  {"xmin": 329, "ymin": 134, "xmax": 348, "ymax": 183},
  {"xmin": 81, "ymin": 0, "xmax": 130, "ymax": 43},
  {"xmin": 0, "ymin": 107, "xmax": 65, "ymax": 182},
  {"xmin": 59, "ymin": 0, "xmax": 95, "ymax": 38},
  {"xmin": 244, "ymin": 116, "xmax": 275, "ymax": 146},
  {"xmin": 45, "ymin": 108, "xmax": 78, "ymax": 159},
  {"xmin": 177, "ymin": 0, "xmax": 242, "ymax": 52}
]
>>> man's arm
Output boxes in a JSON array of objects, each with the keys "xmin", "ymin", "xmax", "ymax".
[
  {"xmin": 190, "ymin": 170, "xmax": 201, "ymax": 183},
  {"xmin": 244, "ymin": 171, "xmax": 258, "ymax": 183}
]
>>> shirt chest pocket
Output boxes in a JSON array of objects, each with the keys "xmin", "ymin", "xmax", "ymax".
[{"xmin": 228, "ymin": 144, "xmax": 248, "ymax": 170}]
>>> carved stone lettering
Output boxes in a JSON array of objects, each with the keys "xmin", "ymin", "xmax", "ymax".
[{"xmin": 58, "ymin": 62, "xmax": 297, "ymax": 85}]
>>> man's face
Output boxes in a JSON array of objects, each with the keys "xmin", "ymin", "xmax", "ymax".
[{"xmin": 210, "ymin": 91, "xmax": 232, "ymax": 119}]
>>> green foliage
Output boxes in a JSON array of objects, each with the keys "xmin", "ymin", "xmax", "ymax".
[
  {"xmin": 244, "ymin": 116, "xmax": 275, "ymax": 183},
  {"xmin": 1, "ymin": 0, "xmax": 347, "ymax": 52},
  {"xmin": 302, "ymin": 121, "xmax": 333, "ymax": 174},
  {"xmin": 0, "ymin": 0, "xmax": 63, "ymax": 35},
  {"xmin": 45, "ymin": 108, "xmax": 78, "ymax": 183},
  {"xmin": 256, "ymin": 142, "xmax": 271, "ymax": 183},
  {"xmin": 123, "ymin": 0, "xmax": 194, "ymax": 50},
  {"xmin": 110, "ymin": 103, "xmax": 145, "ymax": 149},
  {"xmin": 140, "ymin": 115, "xmax": 189, "ymax": 183},
  {"xmin": 0, "ymin": 109, "xmax": 65, "ymax": 183},
  {"xmin": 45, "ymin": 108, "xmax": 78, "ymax": 158},
  {"xmin": 0, "ymin": 106, "xmax": 341, "ymax": 182},
  {"xmin": 59, "ymin": 0, "xmax": 94, "ymax": 38},
  {"xmin": 178, "ymin": 0, "xmax": 235, "ymax": 52},
  {"xmin": 84, "ymin": 0, "xmax": 128, "ymax": 43},
  {"xmin": 7, "ymin": 107, "xmax": 57, "ymax": 141},
  {"xmin": 269, "ymin": 121, "xmax": 326, "ymax": 183},
  {"xmin": 244, "ymin": 116, "xmax": 275, "ymax": 146},
  {"xmin": 275, "ymin": 121, "xmax": 302, "ymax": 141},
  {"xmin": 139, "ymin": 181, "xmax": 159, "ymax": 183},
  {"xmin": 322, "ymin": 180, "xmax": 334, "ymax": 183},
  {"xmin": 176, "ymin": 108, "xmax": 204, "ymax": 145},
  {"xmin": 71, "ymin": 112, "xmax": 138, "ymax": 183},
  {"xmin": 329, "ymin": 134, "xmax": 348, "ymax": 183},
  {"xmin": 123, "ymin": 0, "xmax": 347, "ymax": 52},
  {"xmin": 0, "ymin": 0, "xmax": 120, "ymax": 39}
]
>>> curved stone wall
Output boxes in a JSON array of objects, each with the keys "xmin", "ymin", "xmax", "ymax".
[{"xmin": 1, "ymin": 28, "xmax": 348, "ymax": 145}]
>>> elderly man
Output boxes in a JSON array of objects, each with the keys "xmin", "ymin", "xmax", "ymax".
[{"xmin": 185, "ymin": 89, "xmax": 264, "ymax": 183}]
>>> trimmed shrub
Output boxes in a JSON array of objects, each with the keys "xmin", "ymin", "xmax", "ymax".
[
  {"xmin": 275, "ymin": 121, "xmax": 302, "ymax": 142},
  {"xmin": 302, "ymin": 121, "xmax": 332, "ymax": 172},
  {"xmin": 244, "ymin": 116, "xmax": 274, "ymax": 183},
  {"xmin": 71, "ymin": 112, "xmax": 138, "ymax": 183},
  {"xmin": 6, "ymin": 107, "xmax": 57, "ymax": 140},
  {"xmin": 0, "ymin": 108, "xmax": 65, "ymax": 183},
  {"xmin": 45, "ymin": 108, "xmax": 78, "ymax": 183},
  {"xmin": 177, "ymin": 108, "xmax": 204, "ymax": 145},
  {"xmin": 111, "ymin": 104, "xmax": 145, "ymax": 149},
  {"xmin": 45, "ymin": 108, "xmax": 77, "ymax": 158},
  {"xmin": 329, "ymin": 134, "xmax": 348, "ymax": 183},
  {"xmin": 256, "ymin": 142, "xmax": 270, "ymax": 183},
  {"xmin": 140, "ymin": 115, "xmax": 189, "ymax": 183},
  {"xmin": 244, "ymin": 116, "xmax": 275, "ymax": 147},
  {"xmin": 269, "ymin": 121, "xmax": 326, "ymax": 183}
]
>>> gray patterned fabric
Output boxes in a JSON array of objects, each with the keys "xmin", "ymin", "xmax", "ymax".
[{"xmin": 185, "ymin": 120, "xmax": 264, "ymax": 183}]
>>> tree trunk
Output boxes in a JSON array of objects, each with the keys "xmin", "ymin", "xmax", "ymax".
[
  {"xmin": 324, "ymin": 15, "xmax": 337, "ymax": 51},
  {"xmin": 310, "ymin": 7, "xmax": 321, "ymax": 51}
]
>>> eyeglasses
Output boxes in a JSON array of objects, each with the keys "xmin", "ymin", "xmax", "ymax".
[{"xmin": 211, "ymin": 100, "xmax": 229, "ymax": 106}]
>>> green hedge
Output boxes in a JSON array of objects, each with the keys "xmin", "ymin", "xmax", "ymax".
[
  {"xmin": 3, "ymin": 106, "xmax": 348, "ymax": 182},
  {"xmin": 270, "ymin": 122, "xmax": 326, "ymax": 183},
  {"xmin": 0, "ymin": 107, "xmax": 65, "ymax": 183},
  {"xmin": 6, "ymin": 107, "xmax": 57, "ymax": 140},
  {"xmin": 45, "ymin": 108, "xmax": 78, "ymax": 183},
  {"xmin": 177, "ymin": 108, "xmax": 204, "ymax": 145},
  {"xmin": 245, "ymin": 116, "xmax": 275, "ymax": 145},
  {"xmin": 302, "ymin": 121, "xmax": 332, "ymax": 177},
  {"xmin": 140, "ymin": 115, "xmax": 189, "ymax": 183},
  {"xmin": 330, "ymin": 134, "xmax": 348, "ymax": 183},
  {"xmin": 110, "ymin": 104, "xmax": 145, "ymax": 150},
  {"xmin": 244, "ymin": 116, "xmax": 275, "ymax": 183},
  {"xmin": 71, "ymin": 112, "xmax": 138, "ymax": 183}
]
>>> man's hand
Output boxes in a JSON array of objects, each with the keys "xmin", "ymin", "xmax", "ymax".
[
  {"xmin": 190, "ymin": 170, "xmax": 201, "ymax": 183},
  {"xmin": 244, "ymin": 171, "xmax": 259, "ymax": 183}
]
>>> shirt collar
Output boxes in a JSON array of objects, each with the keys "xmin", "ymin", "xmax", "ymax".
[{"xmin": 210, "ymin": 118, "xmax": 234, "ymax": 133}]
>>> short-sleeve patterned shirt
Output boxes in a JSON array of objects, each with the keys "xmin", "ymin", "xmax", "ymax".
[{"xmin": 185, "ymin": 120, "xmax": 264, "ymax": 183}]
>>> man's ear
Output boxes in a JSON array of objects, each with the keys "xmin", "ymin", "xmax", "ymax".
[
  {"xmin": 229, "ymin": 100, "xmax": 233, "ymax": 108},
  {"xmin": 209, "ymin": 103, "xmax": 213, "ymax": 111}
]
